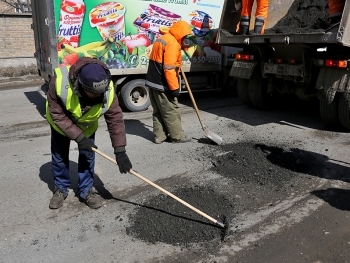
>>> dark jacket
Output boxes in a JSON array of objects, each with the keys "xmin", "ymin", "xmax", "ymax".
[{"xmin": 47, "ymin": 57, "xmax": 127, "ymax": 149}]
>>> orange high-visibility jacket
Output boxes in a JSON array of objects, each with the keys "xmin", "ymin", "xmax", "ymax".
[
  {"xmin": 146, "ymin": 21, "xmax": 192, "ymax": 92},
  {"xmin": 241, "ymin": 0, "xmax": 269, "ymax": 20},
  {"xmin": 328, "ymin": 0, "xmax": 345, "ymax": 17}
]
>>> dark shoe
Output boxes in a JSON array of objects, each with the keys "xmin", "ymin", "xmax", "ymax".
[
  {"xmin": 49, "ymin": 186, "xmax": 66, "ymax": 209},
  {"xmin": 171, "ymin": 135, "xmax": 192, "ymax": 143},
  {"xmin": 84, "ymin": 187, "xmax": 102, "ymax": 209},
  {"xmin": 154, "ymin": 135, "xmax": 171, "ymax": 144}
]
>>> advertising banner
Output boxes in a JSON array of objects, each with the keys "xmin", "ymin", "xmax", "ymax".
[{"xmin": 54, "ymin": 0, "xmax": 225, "ymax": 70}]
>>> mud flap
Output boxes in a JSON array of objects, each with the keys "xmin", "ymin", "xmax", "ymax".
[
  {"xmin": 315, "ymin": 67, "xmax": 350, "ymax": 92},
  {"xmin": 229, "ymin": 61, "xmax": 257, "ymax": 79}
]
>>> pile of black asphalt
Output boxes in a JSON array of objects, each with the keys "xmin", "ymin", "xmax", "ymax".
[
  {"xmin": 266, "ymin": 0, "xmax": 329, "ymax": 34},
  {"xmin": 126, "ymin": 142, "xmax": 327, "ymax": 248}
]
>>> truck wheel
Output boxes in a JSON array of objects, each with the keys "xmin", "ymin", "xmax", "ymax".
[
  {"xmin": 237, "ymin": 78, "xmax": 252, "ymax": 107},
  {"xmin": 319, "ymin": 89, "xmax": 340, "ymax": 127},
  {"xmin": 338, "ymin": 92, "xmax": 350, "ymax": 130},
  {"xmin": 248, "ymin": 74, "xmax": 271, "ymax": 110},
  {"xmin": 119, "ymin": 79, "xmax": 150, "ymax": 112}
]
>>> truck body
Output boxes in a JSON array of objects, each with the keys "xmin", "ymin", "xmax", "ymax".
[
  {"xmin": 31, "ymin": 0, "xmax": 237, "ymax": 112},
  {"xmin": 217, "ymin": 0, "xmax": 350, "ymax": 130}
]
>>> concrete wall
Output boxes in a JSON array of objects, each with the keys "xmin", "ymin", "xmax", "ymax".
[{"xmin": 0, "ymin": 13, "xmax": 36, "ymax": 68}]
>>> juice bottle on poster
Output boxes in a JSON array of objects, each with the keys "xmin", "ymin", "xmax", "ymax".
[{"xmin": 57, "ymin": 0, "xmax": 85, "ymax": 48}]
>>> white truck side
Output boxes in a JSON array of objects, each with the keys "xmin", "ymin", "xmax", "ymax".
[{"xmin": 31, "ymin": 0, "xmax": 238, "ymax": 112}]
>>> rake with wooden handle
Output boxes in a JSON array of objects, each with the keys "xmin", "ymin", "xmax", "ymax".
[{"xmin": 92, "ymin": 147, "xmax": 226, "ymax": 229}]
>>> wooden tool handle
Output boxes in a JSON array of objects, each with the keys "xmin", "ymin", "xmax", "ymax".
[
  {"xmin": 92, "ymin": 148, "xmax": 218, "ymax": 224},
  {"xmin": 180, "ymin": 68, "xmax": 207, "ymax": 131}
]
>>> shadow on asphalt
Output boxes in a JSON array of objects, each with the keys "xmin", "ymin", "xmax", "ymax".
[
  {"xmin": 312, "ymin": 188, "xmax": 350, "ymax": 211},
  {"xmin": 39, "ymin": 161, "xmax": 111, "ymax": 199},
  {"xmin": 124, "ymin": 119, "xmax": 154, "ymax": 143},
  {"xmin": 255, "ymin": 144, "xmax": 350, "ymax": 183},
  {"xmin": 178, "ymin": 91, "xmax": 348, "ymax": 133},
  {"xmin": 24, "ymin": 88, "xmax": 46, "ymax": 118}
]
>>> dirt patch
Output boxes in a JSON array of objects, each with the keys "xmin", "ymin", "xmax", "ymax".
[{"xmin": 266, "ymin": 0, "xmax": 329, "ymax": 34}]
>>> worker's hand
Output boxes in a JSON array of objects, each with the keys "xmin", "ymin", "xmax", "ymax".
[
  {"xmin": 77, "ymin": 136, "xmax": 97, "ymax": 152},
  {"xmin": 115, "ymin": 151, "xmax": 132, "ymax": 174},
  {"xmin": 171, "ymin": 89, "xmax": 180, "ymax": 98},
  {"xmin": 235, "ymin": 1, "xmax": 241, "ymax": 11}
]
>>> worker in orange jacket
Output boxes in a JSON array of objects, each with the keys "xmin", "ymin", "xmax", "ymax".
[
  {"xmin": 236, "ymin": 0, "xmax": 269, "ymax": 35},
  {"xmin": 145, "ymin": 21, "xmax": 192, "ymax": 144},
  {"xmin": 328, "ymin": 0, "xmax": 345, "ymax": 26}
]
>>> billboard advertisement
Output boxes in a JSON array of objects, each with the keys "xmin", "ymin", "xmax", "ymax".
[{"xmin": 54, "ymin": 0, "xmax": 225, "ymax": 70}]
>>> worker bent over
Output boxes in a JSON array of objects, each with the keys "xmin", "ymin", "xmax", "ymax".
[{"xmin": 46, "ymin": 57, "xmax": 132, "ymax": 209}]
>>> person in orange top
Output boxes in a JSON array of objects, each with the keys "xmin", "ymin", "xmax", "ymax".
[
  {"xmin": 328, "ymin": 0, "xmax": 345, "ymax": 26},
  {"xmin": 238, "ymin": 0, "xmax": 269, "ymax": 35},
  {"xmin": 145, "ymin": 20, "xmax": 192, "ymax": 144}
]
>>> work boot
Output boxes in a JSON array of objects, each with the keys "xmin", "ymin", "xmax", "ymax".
[
  {"xmin": 154, "ymin": 135, "xmax": 171, "ymax": 144},
  {"xmin": 49, "ymin": 186, "xmax": 66, "ymax": 209},
  {"xmin": 239, "ymin": 17, "xmax": 250, "ymax": 35},
  {"xmin": 171, "ymin": 135, "xmax": 192, "ymax": 143},
  {"xmin": 84, "ymin": 187, "xmax": 102, "ymax": 209},
  {"xmin": 253, "ymin": 18, "xmax": 265, "ymax": 34}
]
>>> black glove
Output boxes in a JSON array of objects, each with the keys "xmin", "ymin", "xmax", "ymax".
[
  {"xmin": 76, "ymin": 136, "xmax": 97, "ymax": 152},
  {"xmin": 171, "ymin": 89, "xmax": 180, "ymax": 98},
  {"xmin": 115, "ymin": 151, "xmax": 132, "ymax": 174}
]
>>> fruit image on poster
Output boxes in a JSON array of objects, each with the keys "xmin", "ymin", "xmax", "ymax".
[
  {"xmin": 133, "ymin": 4, "xmax": 181, "ymax": 43},
  {"xmin": 53, "ymin": 0, "xmax": 225, "ymax": 69},
  {"xmin": 89, "ymin": 2, "xmax": 126, "ymax": 41}
]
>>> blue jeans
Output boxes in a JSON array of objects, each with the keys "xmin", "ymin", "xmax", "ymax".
[{"xmin": 51, "ymin": 127, "xmax": 95, "ymax": 199}]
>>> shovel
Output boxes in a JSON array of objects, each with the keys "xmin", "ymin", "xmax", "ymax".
[
  {"xmin": 92, "ymin": 148, "xmax": 226, "ymax": 229},
  {"xmin": 180, "ymin": 68, "xmax": 223, "ymax": 145}
]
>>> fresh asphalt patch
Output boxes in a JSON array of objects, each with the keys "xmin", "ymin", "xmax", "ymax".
[{"xmin": 125, "ymin": 141, "xmax": 328, "ymax": 248}]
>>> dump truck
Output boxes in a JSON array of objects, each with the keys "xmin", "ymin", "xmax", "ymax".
[
  {"xmin": 31, "ymin": 0, "xmax": 238, "ymax": 112},
  {"xmin": 217, "ymin": 0, "xmax": 350, "ymax": 130}
]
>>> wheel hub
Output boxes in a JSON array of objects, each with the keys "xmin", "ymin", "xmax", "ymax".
[{"xmin": 132, "ymin": 90, "xmax": 140, "ymax": 100}]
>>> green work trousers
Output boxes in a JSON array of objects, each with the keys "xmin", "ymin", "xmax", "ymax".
[{"xmin": 149, "ymin": 88, "xmax": 184, "ymax": 143}]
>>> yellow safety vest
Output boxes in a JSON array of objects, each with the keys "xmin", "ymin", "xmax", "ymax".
[{"xmin": 46, "ymin": 66, "xmax": 115, "ymax": 138}]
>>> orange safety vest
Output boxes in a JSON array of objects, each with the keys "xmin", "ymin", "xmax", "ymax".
[{"xmin": 146, "ymin": 21, "xmax": 192, "ymax": 92}]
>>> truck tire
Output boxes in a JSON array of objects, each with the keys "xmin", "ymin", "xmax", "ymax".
[
  {"xmin": 319, "ymin": 89, "xmax": 340, "ymax": 127},
  {"xmin": 338, "ymin": 92, "xmax": 350, "ymax": 130},
  {"xmin": 237, "ymin": 78, "xmax": 252, "ymax": 107},
  {"xmin": 119, "ymin": 79, "xmax": 150, "ymax": 112},
  {"xmin": 248, "ymin": 74, "xmax": 271, "ymax": 110}
]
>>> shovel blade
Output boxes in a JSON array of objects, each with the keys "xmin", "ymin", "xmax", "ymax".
[{"xmin": 205, "ymin": 129, "xmax": 223, "ymax": 145}]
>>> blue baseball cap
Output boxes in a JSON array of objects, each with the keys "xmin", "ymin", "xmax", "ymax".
[{"xmin": 79, "ymin": 63, "xmax": 109, "ymax": 93}]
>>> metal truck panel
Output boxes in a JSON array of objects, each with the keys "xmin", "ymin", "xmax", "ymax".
[
  {"xmin": 31, "ymin": 0, "xmax": 56, "ymax": 81},
  {"xmin": 31, "ymin": 0, "xmax": 227, "ymax": 82},
  {"xmin": 337, "ymin": 0, "xmax": 350, "ymax": 45}
]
